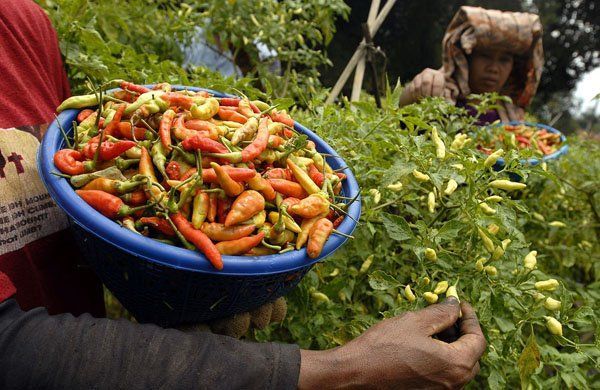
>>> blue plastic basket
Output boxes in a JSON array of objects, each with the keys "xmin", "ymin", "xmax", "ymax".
[
  {"xmin": 486, "ymin": 121, "xmax": 569, "ymax": 170},
  {"xmin": 37, "ymin": 86, "xmax": 361, "ymax": 327}
]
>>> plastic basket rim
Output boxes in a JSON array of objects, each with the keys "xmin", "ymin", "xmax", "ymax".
[
  {"xmin": 38, "ymin": 85, "xmax": 361, "ymax": 276},
  {"xmin": 486, "ymin": 121, "xmax": 569, "ymax": 167}
]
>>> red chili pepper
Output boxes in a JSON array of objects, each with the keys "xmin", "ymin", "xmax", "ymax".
[
  {"xmin": 241, "ymin": 117, "xmax": 269, "ymax": 162},
  {"xmin": 283, "ymin": 128, "xmax": 294, "ymax": 138},
  {"xmin": 120, "ymin": 190, "xmax": 147, "ymax": 206},
  {"xmin": 332, "ymin": 215, "xmax": 344, "ymax": 229},
  {"xmin": 159, "ymin": 109, "xmax": 176, "ymax": 151},
  {"xmin": 268, "ymin": 135, "xmax": 285, "ymax": 148},
  {"xmin": 537, "ymin": 140, "xmax": 552, "ymax": 155},
  {"xmin": 76, "ymin": 189, "xmax": 145, "ymax": 219},
  {"xmin": 112, "ymin": 90, "xmax": 137, "ymax": 103},
  {"xmin": 170, "ymin": 213, "xmax": 223, "ymax": 269},
  {"xmin": 215, "ymin": 232, "xmax": 265, "ymax": 255},
  {"xmin": 201, "ymin": 222, "xmax": 256, "ymax": 241},
  {"xmin": 307, "ymin": 163, "xmax": 325, "ymax": 187},
  {"xmin": 182, "ymin": 134, "xmax": 229, "ymax": 153},
  {"xmin": 160, "ymin": 92, "xmax": 195, "ymax": 109},
  {"xmin": 218, "ymin": 106, "xmax": 248, "ymax": 124},
  {"xmin": 77, "ymin": 109, "xmax": 95, "ymax": 123},
  {"xmin": 83, "ymin": 139, "xmax": 136, "ymax": 161},
  {"xmin": 138, "ymin": 216, "xmax": 176, "ymax": 236},
  {"xmin": 102, "ymin": 104, "xmax": 126, "ymax": 138},
  {"xmin": 190, "ymin": 167, "xmax": 256, "ymax": 183},
  {"xmin": 185, "ymin": 119, "xmax": 218, "ymax": 133},
  {"xmin": 264, "ymin": 168, "xmax": 292, "ymax": 181},
  {"xmin": 267, "ymin": 178, "xmax": 308, "ymax": 199},
  {"xmin": 120, "ymin": 81, "xmax": 150, "ymax": 94},
  {"xmin": 165, "ymin": 161, "xmax": 181, "ymax": 180},
  {"xmin": 219, "ymin": 98, "xmax": 241, "ymax": 107},
  {"xmin": 516, "ymin": 135, "xmax": 531, "ymax": 146},
  {"xmin": 54, "ymin": 149, "xmax": 85, "ymax": 175},
  {"xmin": 217, "ymin": 197, "xmax": 232, "ymax": 224}
]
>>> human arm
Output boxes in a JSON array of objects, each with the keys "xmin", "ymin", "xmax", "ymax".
[
  {"xmin": 298, "ymin": 298, "xmax": 486, "ymax": 389},
  {"xmin": 0, "ymin": 298, "xmax": 300, "ymax": 389},
  {"xmin": 399, "ymin": 68, "xmax": 447, "ymax": 107}
]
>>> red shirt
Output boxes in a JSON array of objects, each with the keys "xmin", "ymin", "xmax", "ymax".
[{"xmin": 0, "ymin": 0, "xmax": 104, "ymax": 316}]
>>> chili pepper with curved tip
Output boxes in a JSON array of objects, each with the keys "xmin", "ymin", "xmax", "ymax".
[
  {"xmin": 210, "ymin": 162, "xmax": 244, "ymax": 197},
  {"xmin": 82, "ymin": 139, "xmax": 136, "ymax": 161},
  {"xmin": 120, "ymin": 80, "xmax": 150, "ymax": 94},
  {"xmin": 264, "ymin": 168, "xmax": 292, "ymax": 181},
  {"xmin": 307, "ymin": 217, "xmax": 333, "ymax": 258},
  {"xmin": 137, "ymin": 216, "xmax": 176, "ymax": 236},
  {"xmin": 159, "ymin": 109, "xmax": 176, "ymax": 151},
  {"xmin": 102, "ymin": 104, "xmax": 126, "ymax": 138},
  {"xmin": 76, "ymin": 190, "xmax": 152, "ymax": 219},
  {"xmin": 216, "ymin": 232, "xmax": 265, "ymax": 255},
  {"xmin": 225, "ymin": 190, "xmax": 265, "ymax": 226},
  {"xmin": 56, "ymin": 94, "xmax": 100, "ymax": 113},
  {"xmin": 159, "ymin": 92, "xmax": 203, "ymax": 110},
  {"xmin": 170, "ymin": 212, "xmax": 223, "ymax": 270},
  {"xmin": 182, "ymin": 134, "xmax": 229, "ymax": 153},
  {"xmin": 54, "ymin": 149, "xmax": 86, "ymax": 175},
  {"xmin": 190, "ymin": 97, "xmax": 219, "ymax": 120},
  {"xmin": 267, "ymin": 178, "xmax": 308, "ymax": 199},
  {"xmin": 201, "ymin": 222, "xmax": 256, "ymax": 241},
  {"xmin": 295, "ymin": 213, "xmax": 327, "ymax": 250},
  {"xmin": 151, "ymin": 141, "xmax": 169, "ymax": 179}
]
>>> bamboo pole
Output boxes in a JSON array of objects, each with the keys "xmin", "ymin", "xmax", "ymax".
[
  {"xmin": 351, "ymin": 0, "xmax": 380, "ymax": 102},
  {"xmin": 326, "ymin": 0, "xmax": 397, "ymax": 104}
]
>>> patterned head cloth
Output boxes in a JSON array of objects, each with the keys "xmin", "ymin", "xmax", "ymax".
[{"xmin": 442, "ymin": 6, "xmax": 544, "ymax": 121}]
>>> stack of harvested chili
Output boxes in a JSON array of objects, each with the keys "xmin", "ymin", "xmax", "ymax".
[
  {"xmin": 53, "ymin": 80, "xmax": 351, "ymax": 270},
  {"xmin": 477, "ymin": 123, "xmax": 563, "ymax": 156}
]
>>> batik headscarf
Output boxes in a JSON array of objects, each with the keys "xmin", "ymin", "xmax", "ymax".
[{"xmin": 442, "ymin": 6, "xmax": 544, "ymax": 122}]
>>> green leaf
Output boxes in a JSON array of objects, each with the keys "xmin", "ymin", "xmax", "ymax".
[
  {"xmin": 518, "ymin": 334, "xmax": 541, "ymax": 390},
  {"xmin": 435, "ymin": 220, "xmax": 464, "ymax": 243},
  {"xmin": 382, "ymin": 213, "xmax": 414, "ymax": 242},
  {"xmin": 368, "ymin": 270, "xmax": 401, "ymax": 290}
]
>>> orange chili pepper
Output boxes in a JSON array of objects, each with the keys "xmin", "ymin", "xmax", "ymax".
[
  {"xmin": 307, "ymin": 218, "xmax": 333, "ymax": 258},
  {"xmin": 224, "ymin": 190, "xmax": 265, "ymax": 227},
  {"xmin": 267, "ymin": 178, "xmax": 308, "ymax": 199},
  {"xmin": 215, "ymin": 232, "xmax": 265, "ymax": 255},
  {"xmin": 289, "ymin": 193, "xmax": 330, "ymax": 219},
  {"xmin": 201, "ymin": 222, "xmax": 256, "ymax": 241},
  {"xmin": 210, "ymin": 162, "xmax": 244, "ymax": 197},
  {"xmin": 159, "ymin": 109, "xmax": 176, "ymax": 151}
]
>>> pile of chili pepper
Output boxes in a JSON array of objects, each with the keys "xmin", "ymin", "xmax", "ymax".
[
  {"xmin": 477, "ymin": 124, "xmax": 563, "ymax": 156},
  {"xmin": 53, "ymin": 81, "xmax": 353, "ymax": 270}
]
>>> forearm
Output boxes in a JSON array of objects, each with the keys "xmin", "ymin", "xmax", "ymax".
[
  {"xmin": 0, "ymin": 299, "xmax": 300, "ymax": 389},
  {"xmin": 299, "ymin": 348, "xmax": 365, "ymax": 389}
]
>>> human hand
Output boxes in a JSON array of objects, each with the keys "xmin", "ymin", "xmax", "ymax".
[
  {"xmin": 399, "ymin": 68, "xmax": 448, "ymax": 106},
  {"xmin": 299, "ymin": 298, "xmax": 486, "ymax": 389}
]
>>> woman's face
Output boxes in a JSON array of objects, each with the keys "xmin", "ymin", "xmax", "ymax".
[{"xmin": 468, "ymin": 49, "xmax": 514, "ymax": 94}]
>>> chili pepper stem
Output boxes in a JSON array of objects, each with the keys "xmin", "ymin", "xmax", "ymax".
[
  {"xmin": 55, "ymin": 114, "xmax": 73, "ymax": 149},
  {"xmin": 332, "ymin": 229, "xmax": 354, "ymax": 239},
  {"xmin": 330, "ymin": 203, "xmax": 360, "ymax": 225},
  {"xmin": 51, "ymin": 171, "xmax": 72, "ymax": 179},
  {"xmin": 71, "ymin": 120, "xmax": 79, "ymax": 150},
  {"xmin": 261, "ymin": 239, "xmax": 281, "ymax": 251}
]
